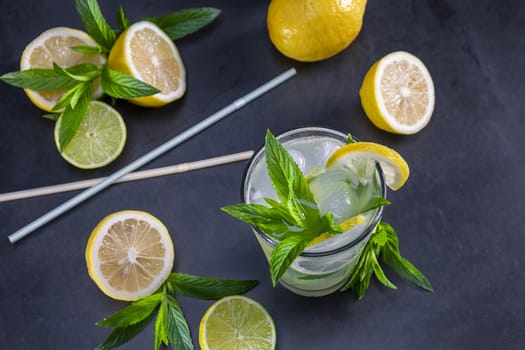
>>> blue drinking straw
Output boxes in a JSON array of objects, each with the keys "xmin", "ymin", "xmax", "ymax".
[{"xmin": 8, "ymin": 68, "xmax": 297, "ymax": 243}]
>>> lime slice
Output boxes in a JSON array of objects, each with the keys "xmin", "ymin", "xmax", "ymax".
[
  {"xmin": 199, "ymin": 295, "xmax": 276, "ymax": 350},
  {"xmin": 54, "ymin": 101, "xmax": 126, "ymax": 169},
  {"xmin": 326, "ymin": 142, "xmax": 410, "ymax": 190}
]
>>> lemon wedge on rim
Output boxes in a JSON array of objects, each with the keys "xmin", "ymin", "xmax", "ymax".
[{"xmin": 326, "ymin": 142, "xmax": 410, "ymax": 191}]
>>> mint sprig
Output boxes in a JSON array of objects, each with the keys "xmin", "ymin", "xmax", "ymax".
[
  {"xmin": 341, "ymin": 221, "xmax": 433, "ymax": 299},
  {"xmin": 222, "ymin": 130, "xmax": 387, "ymax": 286},
  {"xmin": 95, "ymin": 272, "xmax": 258, "ymax": 350},
  {"xmin": 0, "ymin": 0, "xmax": 220, "ymax": 157},
  {"xmin": 0, "ymin": 64, "xmax": 159, "ymax": 151}
]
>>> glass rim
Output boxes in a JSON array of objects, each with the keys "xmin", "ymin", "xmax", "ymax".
[{"xmin": 241, "ymin": 126, "xmax": 387, "ymax": 258}]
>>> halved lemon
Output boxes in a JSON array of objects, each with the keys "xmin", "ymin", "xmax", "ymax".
[
  {"xmin": 360, "ymin": 51, "xmax": 435, "ymax": 134},
  {"xmin": 199, "ymin": 295, "xmax": 276, "ymax": 350},
  {"xmin": 54, "ymin": 101, "xmax": 126, "ymax": 169},
  {"xmin": 85, "ymin": 210, "xmax": 174, "ymax": 301},
  {"xmin": 20, "ymin": 27, "xmax": 105, "ymax": 112},
  {"xmin": 327, "ymin": 142, "xmax": 410, "ymax": 190},
  {"xmin": 107, "ymin": 21, "xmax": 186, "ymax": 107}
]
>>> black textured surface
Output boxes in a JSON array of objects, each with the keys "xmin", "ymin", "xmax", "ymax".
[{"xmin": 1, "ymin": 0, "xmax": 524, "ymax": 349}]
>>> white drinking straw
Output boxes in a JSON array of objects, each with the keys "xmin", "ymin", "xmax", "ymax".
[
  {"xmin": 8, "ymin": 68, "xmax": 297, "ymax": 243},
  {"xmin": 0, "ymin": 150, "xmax": 254, "ymax": 203}
]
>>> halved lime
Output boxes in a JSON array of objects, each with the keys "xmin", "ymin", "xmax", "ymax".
[
  {"xmin": 199, "ymin": 295, "xmax": 276, "ymax": 350},
  {"xmin": 54, "ymin": 101, "xmax": 126, "ymax": 169}
]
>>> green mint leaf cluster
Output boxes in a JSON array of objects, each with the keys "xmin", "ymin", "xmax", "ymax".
[
  {"xmin": 0, "ymin": 0, "xmax": 220, "ymax": 155},
  {"xmin": 223, "ymin": 130, "xmax": 387, "ymax": 287},
  {"xmin": 0, "ymin": 64, "xmax": 157, "ymax": 151},
  {"xmin": 95, "ymin": 272, "xmax": 257, "ymax": 350},
  {"xmin": 341, "ymin": 221, "xmax": 433, "ymax": 299}
]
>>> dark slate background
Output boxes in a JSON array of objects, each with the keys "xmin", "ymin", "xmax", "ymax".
[{"xmin": 1, "ymin": 0, "xmax": 524, "ymax": 349}]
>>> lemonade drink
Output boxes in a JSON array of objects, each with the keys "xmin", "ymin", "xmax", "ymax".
[{"xmin": 243, "ymin": 127, "xmax": 386, "ymax": 297}]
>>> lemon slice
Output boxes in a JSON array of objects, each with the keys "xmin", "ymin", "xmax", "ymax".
[
  {"xmin": 85, "ymin": 210, "xmax": 174, "ymax": 301},
  {"xmin": 108, "ymin": 21, "xmax": 186, "ymax": 107},
  {"xmin": 327, "ymin": 142, "xmax": 410, "ymax": 190},
  {"xmin": 20, "ymin": 27, "xmax": 105, "ymax": 112},
  {"xmin": 199, "ymin": 295, "xmax": 276, "ymax": 350},
  {"xmin": 360, "ymin": 51, "xmax": 435, "ymax": 134},
  {"xmin": 54, "ymin": 101, "xmax": 126, "ymax": 169}
]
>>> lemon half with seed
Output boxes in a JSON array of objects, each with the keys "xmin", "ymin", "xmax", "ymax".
[
  {"xmin": 327, "ymin": 142, "xmax": 410, "ymax": 191},
  {"xmin": 54, "ymin": 101, "xmax": 126, "ymax": 169},
  {"xmin": 20, "ymin": 27, "xmax": 105, "ymax": 112},
  {"xmin": 108, "ymin": 21, "xmax": 186, "ymax": 107},
  {"xmin": 86, "ymin": 210, "xmax": 174, "ymax": 301},
  {"xmin": 199, "ymin": 295, "xmax": 277, "ymax": 350},
  {"xmin": 360, "ymin": 51, "xmax": 435, "ymax": 134}
]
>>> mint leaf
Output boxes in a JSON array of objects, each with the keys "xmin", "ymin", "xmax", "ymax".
[
  {"xmin": 380, "ymin": 222, "xmax": 433, "ymax": 291},
  {"xmin": 53, "ymin": 80, "xmax": 94, "ymax": 111},
  {"xmin": 360, "ymin": 197, "xmax": 391, "ymax": 214},
  {"xmin": 166, "ymin": 272, "xmax": 258, "ymax": 300},
  {"xmin": 75, "ymin": 0, "xmax": 116, "ymax": 51},
  {"xmin": 371, "ymin": 249, "xmax": 397, "ymax": 289},
  {"xmin": 341, "ymin": 221, "xmax": 432, "ymax": 299},
  {"xmin": 341, "ymin": 242, "xmax": 374, "ymax": 299},
  {"xmin": 101, "ymin": 67, "xmax": 160, "ymax": 99},
  {"xmin": 221, "ymin": 203, "xmax": 297, "ymax": 240},
  {"xmin": 42, "ymin": 113, "xmax": 59, "ymax": 121},
  {"xmin": 164, "ymin": 295, "xmax": 193, "ymax": 350},
  {"xmin": 96, "ymin": 293, "xmax": 162, "ymax": 328},
  {"xmin": 147, "ymin": 8, "xmax": 221, "ymax": 40},
  {"xmin": 0, "ymin": 69, "xmax": 78, "ymax": 91},
  {"xmin": 71, "ymin": 45, "xmax": 104, "ymax": 54},
  {"xmin": 269, "ymin": 235, "xmax": 310, "ymax": 286},
  {"xmin": 265, "ymin": 130, "xmax": 317, "ymax": 208},
  {"xmin": 53, "ymin": 62, "xmax": 100, "ymax": 82},
  {"xmin": 96, "ymin": 313, "xmax": 154, "ymax": 350},
  {"xmin": 116, "ymin": 5, "xmax": 130, "ymax": 32},
  {"xmin": 57, "ymin": 83, "xmax": 92, "ymax": 152},
  {"xmin": 154, "ymin": 295, "xmax": 168, "ymax": 350},
  {"xmin": 52, "ymin": 83, "xmax": 84, "ymax": 111}
]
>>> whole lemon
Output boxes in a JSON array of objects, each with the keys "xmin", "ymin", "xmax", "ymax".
[{"xmin": 267, "ymin": 0, "xmax": 367, "ymax": 62}]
